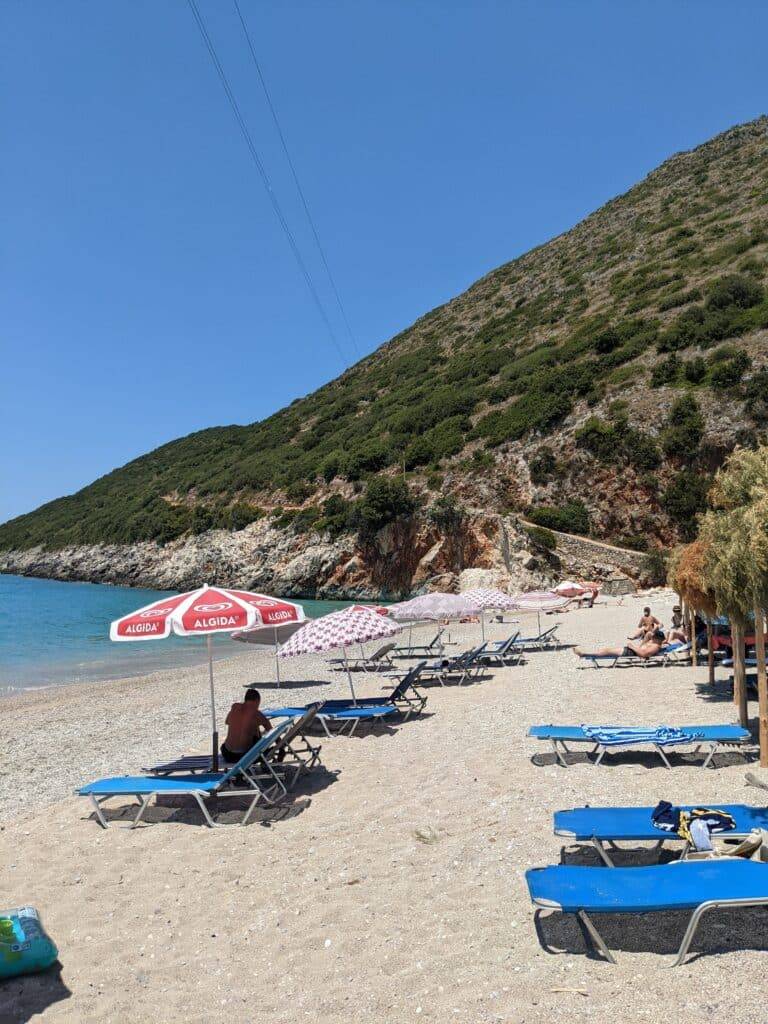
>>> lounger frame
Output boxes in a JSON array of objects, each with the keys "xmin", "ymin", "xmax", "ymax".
[
  {"xmin": 577, "ymin": 643, "xmax": 691, "ymax": 670},
  {"xmin": 533, "ymin": 892, "xmax": 768, "ymax": 967},
  {"xmin": 80, "ymin": 722, "xmax": 293, "ymax": 829},
  {"xmin": 536, "ymin": 731, "xmax": 747, "ymax": 770}
]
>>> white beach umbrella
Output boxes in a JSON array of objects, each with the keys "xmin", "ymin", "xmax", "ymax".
[
  {"xmin": 278, "ymin": 606, "xmax": 402, "ymax": 704},
  {"xmin": 231, "ymin": 619, "xmax": 307, "ymax": 687}
]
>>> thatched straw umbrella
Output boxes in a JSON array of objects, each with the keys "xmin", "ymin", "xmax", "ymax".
[
  {"xmin": 672, "ymin": 538, "xmax": 718, "ymax": 681},
  {"xmin": 700, "ymin": 447, "xmax": 768, "ymax": 756},
  {"xmin": 699, "ymin": 508, "xmax": 753, "ymax": 730}
]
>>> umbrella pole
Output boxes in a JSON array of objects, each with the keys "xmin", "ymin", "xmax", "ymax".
[
  {"xmin": 274, "ymin": 626, "xmax": 281, "ymax": 688},
  {"xmin": 481, "ymin": 610, "xmax": 485, "ymax": 642},
  {"xmin": 208, "ymin": 635, "xmax": 219, "ymax": 771},
  {"xmin": 344, "ymin": 650, "xmax": 358, "ymax": 706}
]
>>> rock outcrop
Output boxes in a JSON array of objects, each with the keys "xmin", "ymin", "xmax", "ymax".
[{"xmin": 0, "ymin": 510, "xmax": 647, "ymax": 597}]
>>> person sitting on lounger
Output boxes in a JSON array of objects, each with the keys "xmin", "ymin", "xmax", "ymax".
[
  {"xmin": 575, "ymin": 629, "xmax": 666, "ymax": 661},
  {"xmin": 221, "ymin": 689, "xmax": 272, "ymax": 764},
  {"xmin": 628, "ymin": 607, "xmax": 661, "ymax": 640}
]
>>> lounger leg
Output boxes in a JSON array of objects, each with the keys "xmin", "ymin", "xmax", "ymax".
[
  {"xmin": 655, "ymin": 745, "xmax": 673, "ymax": 770},
  {"xmin": 240, "ymin": 795, "xmax": 263, "ymax": 827},
  {"xmin": 193, "ymin": 793, "xmax": 218, "ymax": 827},
  {"xmin": 591, "ymin": 838, "xmax": 615, "ymax": 867},
  {"xmin": 594, "ymin": 745, "xmax": 607, "ymax": 766},
  {"xmin": 551, "ymin": 739, "xmax": 570, "ymax": 767},
  {"xmin": 673, "ymin": 905, "xmax": 707, "ymax": 967},
  {"xmin": 577, "ymin": 910, "xmax": 616, "ymax": 964},
  {"xmin": 90, "ymin": 794, "xmax": 109, "ymax": 829},
  {"xmin": 701, "ymin": 743, "xmax": 718, "ymax": 769},
  {"xmin": 131, "ymin": 794, "xmax": 153, "ymax": 829}
]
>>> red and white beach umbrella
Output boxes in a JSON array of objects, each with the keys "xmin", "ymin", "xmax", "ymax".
[
  {"xmin": 110, "ymin": 585, "xmax": 305, "ymax": 767},
  {"xmin": 279, "ymin": 606, "xmax": 402, "ymax": 703}
]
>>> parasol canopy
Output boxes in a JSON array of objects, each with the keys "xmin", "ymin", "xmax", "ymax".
[
  {"xmin": 110, "ymin": 584, "xmax": 305, "ymax": 767},
  {"xmin": 278, "ymin": 606, "xmax": 402, "ymax": 702},
  {"xmin": 387, "ymin": 592, "xmax": 482, "ymax": 622}
]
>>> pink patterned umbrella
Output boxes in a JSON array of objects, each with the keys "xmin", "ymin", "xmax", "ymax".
[
  {"xmin": 509, "ymin": 590, "xmax": 570, "ymax": 637},
  {"xmin": 462, "ymin": 588, "xmax": 518, "ymax": 610},
  {"xmin": 279, "ymin": 606, "xmax": 402, "ymax": 703},
  {"xmin": 509, "ymin": 590, "xmax": 571, "ymax": 612},
  {"xmin": 461, "ymin": 588, "xmax": 519, "ymax": 639},
  {"xmin": 388, "ymin": 592, "xmax": 482, "ymax": 622}
]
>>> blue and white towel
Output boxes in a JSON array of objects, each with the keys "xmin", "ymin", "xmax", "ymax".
[{"xmin": 581, "ymin": 725, "xmax": 704, "ymax": 747}]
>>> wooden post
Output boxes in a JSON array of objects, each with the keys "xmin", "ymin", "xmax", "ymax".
[
  {"xmin": 688, "ymin": 606, "xmax": 698, "ymax": 667},
  {"xmin": 706, "ymin": 619, "xmax": 715, "ymax": 686},
  {"xmin": 733, "ymin": 618, "xmax": 749, "ymax": 729},
  {"xmin": 755, "ymin": 607, "xmax": 768, "ymax": 768}
]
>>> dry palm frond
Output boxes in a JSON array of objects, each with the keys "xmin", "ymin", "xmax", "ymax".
[
  {"xmin": 699, "ymin": 509, "xmax": 753, "ymax": 623},
  {"xmin": 710, "ymin": 447, "xmax": 768, "ymax": 512},
  {"xmin": 675, "ymin": 538, "xmax": 718, "ymax": 618}
]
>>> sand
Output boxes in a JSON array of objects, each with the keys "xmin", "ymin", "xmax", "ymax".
[{"xmin": 2, "ymin": 590, "xmax": 767, "ymax": 1024}]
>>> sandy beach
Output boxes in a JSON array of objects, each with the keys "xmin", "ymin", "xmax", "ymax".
[{"xmin": 3, "ymin": 590, "xmax": 767, "ymax": 1023}]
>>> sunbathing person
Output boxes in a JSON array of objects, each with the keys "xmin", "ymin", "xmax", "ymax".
[
  {"xmin": 221, "ymin": 689, "xmax": 272, "ymax": 764},
  {"xmin": 628, "ymin": 606, "xmax": 661, "ymax": 639},
  {"xmin": 575, "ymin": 629, "xmax": 666, "ymax": 660}
]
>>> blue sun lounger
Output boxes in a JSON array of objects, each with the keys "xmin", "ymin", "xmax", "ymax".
[
  {"xmin": 316, "ymin": 662, "xmax": 428, "ymax": 718},
  {"xmin": 262, "ymin": 701, "xmax": 397, "ymax": 736},
  {"xmin": 145, "ymin": 705, "xmax": 324, "ymax": 786},
  {"xmin": 416, "ymin": 644, "xmax": 489, "ymax": 686},
  {"xmin": 576, "ymin": 641, "xmax": 691, "ymax": 669},
  {"xmin": 528, "ymin": 723, "xmax": 750, "ymax": 768},
  {"xmin": 527, "ymin": 859, "xmax": 768, "ymax": 965},
  {"xmin": 554, "ymin": 804, "xmax": 768, "ymax": 866},
  {"xmin": 478, "ymin": 634, "xmax": 524, "ymax": 667},
  {"xmin": 78, "ymin": 721, "xmax": 294, "ymax": 828},
  {"xmin": 511, "ymin": 624, "xmax": 560, "ymax": 652}
]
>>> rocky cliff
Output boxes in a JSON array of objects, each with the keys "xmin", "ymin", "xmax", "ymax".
[{"xmin": 0, "ymin": 510, "xmax": 644, "ymax": 597}]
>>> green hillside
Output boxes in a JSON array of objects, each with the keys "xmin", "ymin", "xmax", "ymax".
[{"xmin": 3, "ymin": 116, "xmax": 768, "ymax": 552}]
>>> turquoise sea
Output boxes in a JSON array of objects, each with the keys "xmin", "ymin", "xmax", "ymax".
[{"xmin": 0, "ymin": 574, "xmax": 354, "ymax": 695}]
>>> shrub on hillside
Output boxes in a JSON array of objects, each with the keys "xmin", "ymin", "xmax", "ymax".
[
  {"xmin": 352, "ymin": 478, "xmax": 417, "ymax": 535},
  {"xmin": 525, "ymin": 525, "xmax": 557, "ymax": 551},
  {"xmin": 526, "ymin": 500, "xmax": 590, "ymax": 536},
  {"xmin": 661, "ymin": 394, "xmax": 705, "ymax": 456},
  {"xmin": 661, "ymin": 469, "xmax": 710, "ymax": 540},
  {"xmin": 650, "ymin": 354, "xmax": 681, "ymax": 386},
  {"xmin": 426, "ymin": 495, "xmax": 465, "ymax": 531},
  {"xmin": 528, "ymin": 446, "xmax": 558, "ymax": 484},
  {"xmin": 744, "ymin": 369, "xmax": 768, "ymax": 422},
  {"xmin": 708, "ymin": 349, "xmax": 751, "ymax": 389},
  {"xmin": 705, "ymin": 273, "xmax": 763, "ymax": 311}
]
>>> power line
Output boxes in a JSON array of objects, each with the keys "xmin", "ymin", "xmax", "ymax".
[
  {"xmin": 186, "ymin": 0, "xmax": 349, "ymax": 365},
  {"xmin": 233, "ymin": 0, "xmax": 360, "ymax": 357}
]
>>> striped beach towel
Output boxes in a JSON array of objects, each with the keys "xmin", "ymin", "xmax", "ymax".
[{"xmin": 581, "ymin": 726, "xmax": 704, "ymax": 747}]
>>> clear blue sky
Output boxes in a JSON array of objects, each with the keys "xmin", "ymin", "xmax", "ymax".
[{"xmin": 2, "ymin": 1, "xmax": 766, "ymax": 523}]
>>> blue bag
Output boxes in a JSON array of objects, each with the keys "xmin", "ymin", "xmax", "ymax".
[{"xmin": 0, "ymin": 906, "xmax": 58, "ymax": 978}]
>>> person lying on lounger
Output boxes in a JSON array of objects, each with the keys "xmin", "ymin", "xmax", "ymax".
[
  {"xmin": 628, "ymin": 607, "xmax": 661, "ymax": 640},
  {"xmin": 575, "ymin": 629, "xmax": 666, "ymax": 660},
  {"xmin": 221, "ymin": 689, "xmax": 272, "ymax": 764}
]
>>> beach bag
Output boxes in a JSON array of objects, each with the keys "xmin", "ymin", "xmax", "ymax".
[{"xmin": 0, "ymin": 906, "xmax": 58, "ymax": 979}]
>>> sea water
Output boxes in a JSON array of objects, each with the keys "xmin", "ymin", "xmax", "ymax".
[{"xmin": 0, "ymin": 574, "xmax": 353, "ymax": 695}]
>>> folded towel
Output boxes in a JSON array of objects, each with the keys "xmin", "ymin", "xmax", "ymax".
[{"xmin": 581, "ymin": 725, "xmax": 703, "ymax": 747}]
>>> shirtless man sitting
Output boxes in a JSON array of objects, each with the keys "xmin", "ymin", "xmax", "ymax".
[
  {"xmin": 628, "ymin": 606, "xmax": 661, "ymax": 640},
  {"xmin": 575, "ymin": 629, "xmax": 667, "ymax": 660},
  {"xmin": 220, "ymin": 689, "xmax": 272, "ymax": 764}
]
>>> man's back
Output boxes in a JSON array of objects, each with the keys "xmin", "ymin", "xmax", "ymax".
[{"xmin": 225, "ymin": 701, "xmax": 265, "ymax": 752}]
